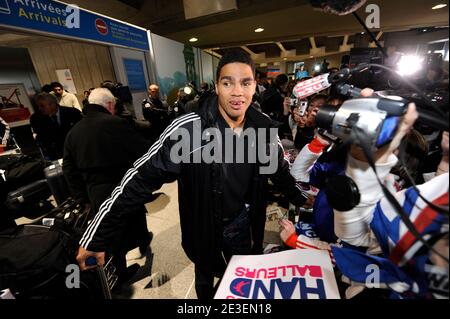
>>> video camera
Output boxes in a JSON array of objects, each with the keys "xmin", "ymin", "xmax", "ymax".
[
  {"xmin": 315, "ymin": 60, "xmax": 449, "ymax": 151},
  {"xmin": 316, "ymin": 97, "xmax": 407, "ymax": 150},
  {"xmin": 100, "ymin": 81, "xmax": 133, "ymax": 104}
]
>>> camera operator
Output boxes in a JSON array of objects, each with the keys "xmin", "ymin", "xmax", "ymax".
[
  {"xmin": 331, "ymin": 89, "xmax": 449, "ymax": 299},
  {"xmin": 171, "ymin": 88, "xmax": 188, "ymax": 119},
  {"xmin": 184, "ymin": 82, "xmax": 215, "ymax": 114},
  {"xmin": 100, "ymin": 81, "xmax": 153, "ymax": 141},
  {"xmin": 100, "ymin": 81, "xmax": 135, "ymax": 119}
]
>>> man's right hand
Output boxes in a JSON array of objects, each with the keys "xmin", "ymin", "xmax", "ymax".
[{"xmin": 76, "ymin": 246, "xmax": 105, "ymax": 271}]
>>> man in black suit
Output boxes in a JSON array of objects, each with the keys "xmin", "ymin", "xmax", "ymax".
[
  {"xmin": 63, "ymin": 88, "xmax": 151, "ymax": 281},
  {"xmin": 30, "ymin": 93, "xmax": 82, "ymax": 161}
]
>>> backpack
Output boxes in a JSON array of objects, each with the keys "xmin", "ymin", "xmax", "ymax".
[{"xmin": 0, "ymin": 225, "xmax": 74, "ymax": 298}]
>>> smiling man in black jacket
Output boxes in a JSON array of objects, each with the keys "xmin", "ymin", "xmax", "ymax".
[{"xmin": 76, "ymin": 51, "xmax": 307, "ymax": 299}]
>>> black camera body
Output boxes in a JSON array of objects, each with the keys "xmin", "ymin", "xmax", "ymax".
[{"xmin": 100, "ymin": 81, "xmax": 133, "ymax": 104}]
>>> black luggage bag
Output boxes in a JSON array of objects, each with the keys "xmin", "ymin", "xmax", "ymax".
[
  {"xmin": 0, "ymin": 154, "xmax": 45, "ymax": 191},
  {"xmin": 5, "ymin": 179, "xmax": 51, "ymax": 211},
  {"xmin": 44, "ymin": 161, "xmax": 71, "ymax": 205},
  {"xmin": 0, "ymin": 225, "xmax": 117, "ymax": 300},
  {"xmin": 0, "ymin": 200, "xmax": 118, "ymax": 299},
  {"xmin": 0, "ymin": 224, "xmax": 117, "ymax": 299}
]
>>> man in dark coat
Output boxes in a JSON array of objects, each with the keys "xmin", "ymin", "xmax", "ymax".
[
  {"xmin": 30, "ymin": 93, "xmax": 82, "ymax": 161},
  {"xmin": 63, "ymin": 88, "xmax": 152, "ymax": 278}
]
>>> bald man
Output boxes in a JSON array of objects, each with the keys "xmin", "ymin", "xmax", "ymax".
[{"xmin": 142, "ymin": 84, "xmax": 170, "ymax": 143}]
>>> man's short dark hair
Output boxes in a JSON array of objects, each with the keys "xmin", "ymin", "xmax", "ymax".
[
  {"xmin": 41, "ymin": 84, "xmax": 53, "ymax": 93},
  {"xmin": 50, "ymin": 82, "xmax": 63, "ymax": 90},
  {"xmin": 274, "ymin": 74, "xmax": 289, "ymax": 87},
  {"xmin": 216, "ymin": 50, "xmax": 255, "ymax": 81}
]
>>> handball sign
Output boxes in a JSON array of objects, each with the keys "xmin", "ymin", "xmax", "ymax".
[{"xmin": 215, "ymin": 249, "xmax": 340, "ymax": 299}]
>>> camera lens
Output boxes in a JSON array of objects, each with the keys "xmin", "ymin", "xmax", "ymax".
[
  {"xmin": 325, "ymin": 175, "xmax": 360, "ymax": 212},
  {"xmin": 316, "ymin": 104, "xmax": 337, "ymax": 131}
]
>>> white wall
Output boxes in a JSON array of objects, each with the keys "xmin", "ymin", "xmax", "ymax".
[{"xmin": 150, "ymin": 33, "xmax": 201, "ymax": 105}]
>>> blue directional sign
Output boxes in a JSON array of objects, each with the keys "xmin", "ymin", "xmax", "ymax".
[{"xmin": 0, "ymin": 0, "xmax": 149, "ymax": 51}]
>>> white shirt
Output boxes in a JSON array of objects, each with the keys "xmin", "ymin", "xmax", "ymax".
[{"xmin": 55, "ymin": 91, "xmax": 81, "ymax": 111}]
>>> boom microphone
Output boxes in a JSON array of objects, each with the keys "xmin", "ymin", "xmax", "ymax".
[{"xmin": 309, "ymin": 0, "xmax": 367, "ymax": 15}]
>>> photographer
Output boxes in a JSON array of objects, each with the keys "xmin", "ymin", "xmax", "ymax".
[
  {"xmin": 261, "ymin": 74, "xmax": 290, "ymax": 123},
  {"xmin": 171, "ymin": 88, "xmax": 188, "ymax": 118},
  {"xmin": 331, "ymin": 89, "xmax": 449, "ymax": 298},
  {"xmin": 292, "ymin": 94, "xmax": 328, "ymax": 150}
]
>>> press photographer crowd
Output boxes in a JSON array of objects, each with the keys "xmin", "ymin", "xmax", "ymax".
[{"xmin": 0, "ymin": 0, "xmax": 449, "ymax": 302}]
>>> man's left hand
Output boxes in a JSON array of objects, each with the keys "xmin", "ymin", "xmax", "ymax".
[{"xmin": 279, "ymin": 219, "xmax": 296, "ymax": 243}]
